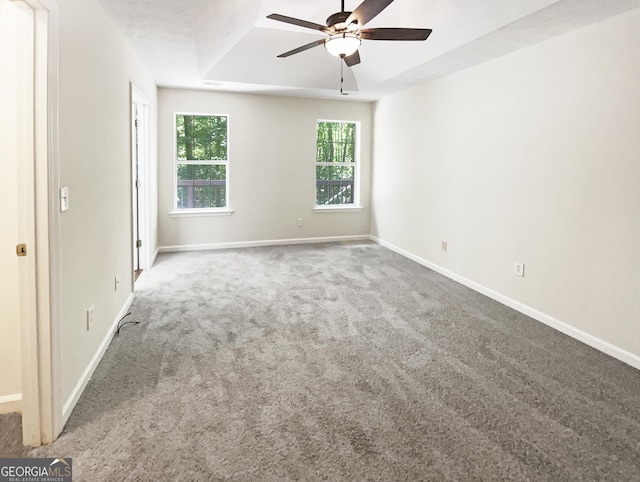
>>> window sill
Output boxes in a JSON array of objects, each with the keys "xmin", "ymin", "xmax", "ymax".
[
  {"xmin": 313, "ymin": 206, "xmax": 363, "ymax": 213},
  {"xmin": 169, "ymin": 209, "xmax": 234, "ymax": 218}
]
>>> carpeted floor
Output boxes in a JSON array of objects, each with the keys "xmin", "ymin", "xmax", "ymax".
[
  {"xmin": 0, "ymin": 413, "xmax": 29, "ymax": 457},
  {"xmin": 3, "ymin": 242, "xmax": 640, "ymax": 480}
]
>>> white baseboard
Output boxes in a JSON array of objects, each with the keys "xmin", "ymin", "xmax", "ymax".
[
  {"xmin": 62, "ymin": 293, "xmax": 134, "ymax": 423},
  {"xmin": 372, "ymin": 236, "xmax": 640, "ymax": 371},
  {"xmin": 158, "ymin": 235, "xmax": 371, "ymax": 253},
  {"xmin": 0, "ymin": 394, "xmax": 22, "ymax": 414},
  {"xmin": 150, "ymin": 248, "xmax": 159, "ymax": 267}
]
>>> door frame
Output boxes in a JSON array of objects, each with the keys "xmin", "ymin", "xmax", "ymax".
[
  {"xmin": 14, "ymin": 0, "xmax": 61, "ymax": 446},
  {"xmin": 131, "ymin": 84, "xmax": 150, "ymax": 278}
]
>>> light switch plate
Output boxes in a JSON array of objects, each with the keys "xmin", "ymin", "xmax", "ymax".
[{"xmin": 60, "ymin": 186, "xmax": 69, "ymax": 212}]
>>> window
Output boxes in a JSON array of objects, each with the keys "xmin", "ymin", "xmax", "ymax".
[
  {"xmin": 175, "ymin": 113, "xmax": 228, "ymax": 210},
  {"xmin": 315, "ymin": 120, "xmax": 359, "ymax": 206}
]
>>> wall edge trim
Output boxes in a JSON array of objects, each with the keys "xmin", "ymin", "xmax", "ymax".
[
  {"xmin": 371, "ymin": 236, "xmax": 640, "ymax": 371},
  {"xmin": 61, "ymin": 293, "xmax": 134, "ymax": 423},
  {"xmin": 0, "ymin": 394, "xmax": 22, "ymax": 414},
  {"xmin": 158, "ymin": 235, "xmax": 371, "ymax": 253}
]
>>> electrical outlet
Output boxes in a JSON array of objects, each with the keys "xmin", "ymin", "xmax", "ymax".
[
  {"xmin": 115, "ymin": 275, "xmax": 120, "ymax": 292},
  {"xmin": 441, "ymin": 241, "xmax": 448, "ymax": 252},
  {"xmin": 87, "ymin": 305, "xmax": 94, "ymax": 330},
  {"xmin": 513, "ymin": 262, "xmax": 525, "ymax": 277},
  {"xmin": 298, "ymin": 218, "xmax": 303, "ymax": 226}
]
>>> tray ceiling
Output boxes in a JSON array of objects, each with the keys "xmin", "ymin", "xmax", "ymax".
[{"xmin": 96, "ymin": 0, "xmax": 640, "ymax": 100}]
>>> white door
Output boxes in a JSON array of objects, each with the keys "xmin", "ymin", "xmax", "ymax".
[
  {"xmin": 0, "ymin": 0, "xmax": 24, "ymax": 416},
  {"xmin": 0, "ymin": 0, "xmax": 59, "ymax": 446}
]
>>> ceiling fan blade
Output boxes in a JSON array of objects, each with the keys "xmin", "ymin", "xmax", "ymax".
[
  {"xmin": 343, "ymin": 50, "xmax": 361, "ymax": 67},
  {"xmin": 277, "ymin": 39, "xmax": 326, "ymax": 58},
  {"xmin": 346, "ymin": 0, "xmax": 394, "ymax": 27},
  {"xmin": 267, "ymin": 14, "xmax": 332, "ymax": 34},
  {"xmin": 360, "ymin": 28, "xmax": 433, "ymax": 41}
]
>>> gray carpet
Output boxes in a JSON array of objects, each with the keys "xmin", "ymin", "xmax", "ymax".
[
  {"xmin": 3, "ymin": 242, "xmax": 640, "ymax": 480},
  {"xmin": 0, "ymin": 413, "xmax": 28, "ymax": 457}
]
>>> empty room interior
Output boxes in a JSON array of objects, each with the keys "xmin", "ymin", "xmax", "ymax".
[{"xmin": 1, "ymin": 0, "xmax": 639, "ymax": 479}]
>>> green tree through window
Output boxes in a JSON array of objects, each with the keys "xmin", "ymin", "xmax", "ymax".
[
  {"xmin": 316, "ymin": 121, "xmax": 358, "ymax": 206},
  {"xmin": 176, "ymin": 114, "xmax": 228, "ymax": 209}
]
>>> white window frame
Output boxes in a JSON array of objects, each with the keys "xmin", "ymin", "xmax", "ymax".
[
  {"xmin": 172, "ymin": 111, "xmax": 232, "ymax": 215},
  {"xmin": 314, "ymin": 119, "xmax": 361, "ymax": 210}
]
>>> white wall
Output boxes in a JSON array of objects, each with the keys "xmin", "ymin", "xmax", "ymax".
[
  {"xmin": 158, "ymin": 89, "xmax": 372, "ymax": 249},
  {"xmin": 56, "ymin": 0, "xmax": 157, "ymax": 418},
  {"xmin": 371, "ymin": 9, "xmax": 640, "ymax": 362},
  {"xmin": 0, "ymin": 1, "xmax": 22, "ymax": 413}
]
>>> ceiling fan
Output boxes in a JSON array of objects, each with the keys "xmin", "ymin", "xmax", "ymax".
[{"xmin": 267, "ymin": 0, "xmax": 432, "ymax": 67}]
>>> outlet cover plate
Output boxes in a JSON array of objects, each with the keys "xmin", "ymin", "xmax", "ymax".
[{"xmin": 513, "ymin": 262, "xmax": 525, "ymax": 277}]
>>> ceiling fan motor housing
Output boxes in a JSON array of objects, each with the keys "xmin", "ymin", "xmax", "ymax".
[{"xmin": 327, "ymin": 11, "xmax": 353, "ymax": 29}]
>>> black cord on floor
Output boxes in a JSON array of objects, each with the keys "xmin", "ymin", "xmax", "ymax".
[{"xmin": 116, "ymin": 311, "xmax": 139, "ymax": 334}]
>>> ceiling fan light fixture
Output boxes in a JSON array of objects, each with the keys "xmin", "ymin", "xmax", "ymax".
[{"xmin": 325, "ymin": 32, "xmax": 361, "ymax": 57}]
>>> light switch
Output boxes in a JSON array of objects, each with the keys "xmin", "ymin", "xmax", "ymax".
[{"xmin": 60, "ymin": 186, "xmax": 70, "ymax": 212}]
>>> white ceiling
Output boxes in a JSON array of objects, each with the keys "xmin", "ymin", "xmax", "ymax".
[{"xmin": 97, "ymin": 0, "xmax": 640, "ymax": 101}]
